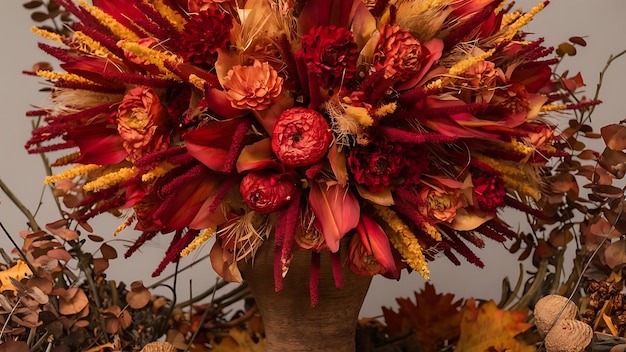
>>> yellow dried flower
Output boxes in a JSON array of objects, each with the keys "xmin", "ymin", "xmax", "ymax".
[{"xmin": 44, "ymin": 164, "xmax": 101, "ymax": 185}]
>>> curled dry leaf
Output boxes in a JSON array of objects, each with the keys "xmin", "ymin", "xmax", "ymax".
[
  {"xmin": 99, "ymin": 243, "xmax": 118, "ymax": 259},
  {"xmin": 604, "ymin": 239, "xmax": 626, "ymax": 269},
  {"xmin": 92, "ymin": 258, "xmax": 109, "ymax": 276},
  {"xmin": 27, "ymin": 285, "xmax": 49, "ymax": 305},
  {"xmin": 126, "ymin": 280, "xmax": 151, "ymax": 309},
  {"xmin": 57, "ymin": 287, "xmax": 89, "ymax": 315},
  {"xmin": 45, "ymin": 220, "xmax": 79, "ymax": 241},
  {"xmin": 602, "ymin": 124, "xmax": 626, "ymax": 151},
  {"xmin": 0, "ymin": 340, "xmax": 29, "ymax": 352},
  {"xmin": 102, "ymin": 305, "xmax": 132, "ymax": 334},
  {"xmin": 46, "ymin": 248, "xmax": 72, "ymax": 262}
]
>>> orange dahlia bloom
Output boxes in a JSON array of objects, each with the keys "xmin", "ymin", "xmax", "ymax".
[{"xmin": 223, "ymin": 59, "xmax": 283, "ymax": 111}]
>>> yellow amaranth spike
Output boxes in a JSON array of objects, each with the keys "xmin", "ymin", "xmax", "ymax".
[
  {"xmin": 52, "ymin": 152, "xmax": 82, "ymax": 167},
  {"xmin": 540, "ymin": 104, "xmax": 568, "ymax": 112},
  {"xmin": 449, "ymin": 48, "xmax": 496, "ymax": 77},
  {"xmin": 503, "ymin": 175, "xmax": 542, "ymax": 200},
  {"xmin": 44, "ymin": 164, "xmax": 101, "ymax": 185},
  {"xmin": 425, "ymin": 78, "xmax": 443, "ymax": 90},
  {"xmin": 149, "ymin": 0, "xmax": 187, "ymax": 32},
  {"xmin": 32, "ymin": 26, "xmax": 64, "ymax": 44},
  {"xmin": 474, "ymin": 154, "xmax": 528, "ymax": 178},
  {"xmin": 499, "ymin": 1, "xmax": 547, "ymax": 43},
  {"xmin": 36, "ymin": 70, "xmax": 95, "ymax": 84},
  {"xmin": 188, "ymin": 74, "xmax": 206, "ymax": 92},
  {"xmin": 500, "ymin": 12, "xmax": 521, "ymax": 28},
  {"xmin": 373, "ymin": 205, "xmax": 430, "ymax": 280},
  {"xmin": 423, "ymin": 222, "xmax": 442, "ymax": 242},
  {"xmin": 74, "ymin": 31, "xmax": 116, "ymax": 58},
  {"xmin": 374, "ymin": 102, "xmax": 397, "ymax": 118},
  {"xmin": 344, "ymin": 106, "xmax": 374, "ymax": 127},
  {"xmin": 142, "ymin": 162, "xmax": 176, "ymax": 182},
  {"xmin": 180, "ymin": 228, "xmax": 217, "ymax": 257},
  {"xmin": 113, "ymin": 216, "xmax": 133, "ymax": 236},
  {"xmin": 83, "ymin": 167, "xmax": 137, "ymax": 192},
  {"xmin": 118, "ymin": 41, "xmax": 182, "ymax": 79},
  {"xmin": 79, "ymin": 0, "xmax": 141, "ymax": 41},
  {"xmin": 509, "ymin": 139, "xmax": 534, "ymax": 155}
]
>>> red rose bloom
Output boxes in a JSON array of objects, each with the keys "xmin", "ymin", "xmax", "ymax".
[
  {"xmin": 179, "ymin": 9, "xmax": 233, "ymax": 65},
  {"xmin": 271, "ymin": 107, "xmax": 332, "ymax": 167},
  {"xmin": 239, "ymin": 171, "xmax": 297, "ymax": 213},
  {"xmin": 298, "ymin": 25, "xmax": 358, "ymax": 90}
]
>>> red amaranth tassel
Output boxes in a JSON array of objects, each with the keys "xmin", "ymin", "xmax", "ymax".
[
  {"xmin": 72, "ymin": 22, "xmax": 126, "ymax": 59},
  {"xmin": 133, "ymin": 0, "xmax": 182, "ymax": 45},
  {"xmin": 280, "ymin": 191, "xmax": 302, "ymax": 281},
  {"xmin": 205, "ymin": 178, "xmax": 237, "ymax": 216},
  {"xmin": 43, "ymin": 103, "xmax": 110, "ymax": 125},
  {"xmin": 441, "ymin": 242, "xmax": 461, "ymax": 265},
  {"xmin": 274, "ymin": 245, "xmax": 284, "ymax": 292},
  {"xmin": 37, "ymin": 43, "xmax": 78, "ymax": 64},
  {"xmin": 458, "ymin": 231, "xmax": 486, "ymax": 248},
  {"xmin": 25, "ymin": 109, "xmax": 49, "ymax": 117},
  {"xmin": 442, "ymin": 227, "xmax": 485, "ymax": 268},
  {"xmin": 330, "ymin": 251, "xmax": 343, "ymax": 288},
  {"xmin": 125, "ymin": 231, "xmax": 158, "ymax": 258},
  {"xmin": 394, "ymin": 187, "xmax": 426, "ymax": 208},
  {"xmin": 305, "ymin": 162, "xmax": 325, "ymax": 179},
  {"xmin": 54, "ymin": 79, "xmax": 125, "ymax": 94},
  {"xmin": 26, "ymin": 141, "xmax": 77, "ymax": 154},
  {"xmin": 160, "ymin": 164, "xmax": 205, "ymax": 196},
  {"xmin": 481, "ymin": 219, "xmax": 519, "ymax": 240},
  {"xmin": 221, "ymin": 118, "xmax": 253, "ymax": 173},
  {"xmin": 504, "ymin": 196, "xmax": 548, "ymax": 220},
  {"xmin": 103, "ymin": 71, "xmax": 176, "ymax": 89},
  {"xmin": 152, "ymin": 229, "xmax": 199, "ymax": 276},
  {"xmin": 134, "ymin": 146, "xmax": 187, "ymax": 169},
  {"xmin": 309, "ymin": 251, "xmax": 321, "ymax": 307},
  {"xmin": 379, "ymin": 126, "xmax": 458, "ymax": 144},
  {"xmin": 78, "ymin": 195, "xmax": 126, "ymax": 222}
]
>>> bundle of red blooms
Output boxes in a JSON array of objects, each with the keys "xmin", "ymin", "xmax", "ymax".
[{"xmin": 24, "ymin": 0, "xmax": 597, "ymax": 304}]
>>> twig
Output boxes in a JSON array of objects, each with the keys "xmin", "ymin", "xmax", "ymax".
[
  {"xmin": 184, "ymin": 278, "xmax": 220, "ymax": 352},
  {"xmin": 0, "ymin": 223, "xmax": 37, "ymax": 275},
  {"xmin": 0, "ymin": 178, "xmax": 41, "ymax": 232}
]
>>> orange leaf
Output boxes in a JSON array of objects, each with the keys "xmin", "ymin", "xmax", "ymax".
[
  {"xmin": 456, "ymin": 299, "xmax": 533, "ymax": 352},
  {"xmin": 0, "ymin": 260, "xmax": 33, "ymax": 292},
  {"xmin": 602, "ymin": 124, "xmax": 626, "ymax": 150},
  {"xmin": 382, "ymin": 283, "xmax": 463, "ymax": 352}
]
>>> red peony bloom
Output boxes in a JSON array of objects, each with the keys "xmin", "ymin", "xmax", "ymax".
[
  {"xmin": 347, "ymin": 139, "xmax": 428, "ymax": 192},
  {"xmin": 298, "ymin": 25, "xmax": 358, "ymax": 90},
  {"xmin": 271, "ymin": 107, "xmax": 332, "ymax": 167},
  {"xmin": 239, "ymin": 171, "xmax": 297, "ymax": 213},
  {"xmin": 472, "ymin": 174, "xmax": 505, "ymax": 212},
  {"xmin": 372, "ymin": 24, "xmax": 431, "ymax": 80},
  {"xmin": 179, "ymin": 9, "xmax": 233, "ymax": 65},
  {"xmin": 117, "ymin": 86, "xmax": 170, "ymax": 161}
]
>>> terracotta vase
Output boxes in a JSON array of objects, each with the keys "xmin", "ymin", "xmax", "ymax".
[{"xmin": 239, "ymin": 238, "xmax": 372, "ymax": 352}]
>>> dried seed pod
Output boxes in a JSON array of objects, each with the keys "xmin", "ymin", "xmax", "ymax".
[
  {"xmin": 544, "ymin": 319, "xmax": 592, "ymax": 352},
  {"xmin": 141, "ymin": 341, "xmax": 176, "ymax": 352},
  {"xmin": 534, "ymin": 295, "xmax": 579, "ymax": 337}
]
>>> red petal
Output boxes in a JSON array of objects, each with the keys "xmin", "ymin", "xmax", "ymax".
[
  {"xmin": 67, "ymin": 123, "xmax": 127, "ymax": 165},
  {"xmin": 357, "ymin": 215, "xmax": 399, "ymax": 279}
]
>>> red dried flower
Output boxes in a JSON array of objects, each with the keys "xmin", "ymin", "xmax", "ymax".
[
  {"xmin": 347, "ymin": 139, "xmax": 428, "ymax": 192},
  {"xmin": 271, "ymin": 107, "xmax": 332, "ymax": 167},
  {"xmin": 299, "ymin": 25, "xmax": 358, "ymax": 90},
  {"xmin": 372, "ymin": 24, "xmax": 431, "ymax": 80},
  {"xmin": 473, "ymin": 174, "xmax": 506, "ymax": 212},
  {"xmin": 179, "ymin": 9, "xmax": 233, "ymax": 65},
  {"xmin": 239, "ymin": 171, "xmax": 297, "ymax": 213},
  {"xmin": 417, "ymin": 185, "xmax": 463, "ymax": 223},
  {"xmin": 116, "ymin": 86, "xmax": 170, "ymax": 161}
]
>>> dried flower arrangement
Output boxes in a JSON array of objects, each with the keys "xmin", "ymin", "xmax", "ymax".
[{"xmin": 7, "ymin": 0, "xmax": 626, "ymax": 351}]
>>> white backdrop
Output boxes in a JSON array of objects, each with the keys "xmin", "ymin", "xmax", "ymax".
[{"xmin": 1, "ymin": 0, "xmax": 625, "ymax": 318}]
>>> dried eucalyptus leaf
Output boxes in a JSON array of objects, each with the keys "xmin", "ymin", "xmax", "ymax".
[
  {"xmin": 30, "ymin": 11, "xmax": 50, "ymax": 22},
  {"xmin": 22, "ymin": 0, "xmax": 43, "ymax": 9}
]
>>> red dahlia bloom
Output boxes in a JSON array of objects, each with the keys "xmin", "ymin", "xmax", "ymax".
[{"xmin": 298, "ymin": 25, "xmax": 358, "ymax": 90}]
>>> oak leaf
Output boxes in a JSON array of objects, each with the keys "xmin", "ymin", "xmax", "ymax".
[
  {"xmin": 382, "ymin": 283, "xmax": 463, "ymax": 352},
  {"xmin": 456, "ymin": 299, "xmax": 533, "ymax": 352}
]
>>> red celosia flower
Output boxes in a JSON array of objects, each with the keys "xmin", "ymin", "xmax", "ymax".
[
  {"xmin": 116, "ymin": 86, "xmax": 171, "ymax": 161},
  {"xmin": 298, "ymin": 25, "xmax": 358, "ymax": 90},
  {"xmin": 347, "ymin": 139, "xmax": 428, "ymax": 192},
  {"xmin": 179, "ymin": 8, "xmax": 233, "ymax": 65},
  {"xmin": 473, "ymin": 174, "xmax": 506, "ymax": 212},
  {"xmin": 372, "ymin": 24, "xmax": 431, "ymax": 80},
  {"xmin": 271, "ymin": 107, "xmax": 332, "ymax": 167},
  {"xmin": 239, "ymin": 171, "xmax": 297, "ymax": 213}
]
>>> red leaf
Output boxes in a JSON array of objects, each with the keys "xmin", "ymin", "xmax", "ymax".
[{"xmin": 308, "ymin": 182, "xmax": 359, "ymax": 252}]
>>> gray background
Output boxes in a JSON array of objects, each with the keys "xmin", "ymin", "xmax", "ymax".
[{"xmin": 1, "ymin": 0, "xmax": 625, "ymax": 318}]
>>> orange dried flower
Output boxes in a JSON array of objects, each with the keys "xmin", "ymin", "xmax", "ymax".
[
  {"xmin": 372, "ymin": 24, "xmax": 431, "ymax": 80},
  {"xmin": 223, "ymin": 59, "xmax": 284, "ymax": 111}
]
